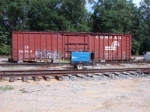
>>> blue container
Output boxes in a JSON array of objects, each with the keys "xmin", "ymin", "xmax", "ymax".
[{"xmin": 70, "ymin": 52, "xmax": 90, "ymax": 66}]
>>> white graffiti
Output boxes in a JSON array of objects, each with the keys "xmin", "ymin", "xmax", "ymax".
[
  {"xmin": 105, "ymin": 41, "xmax": 120, "ymax": 50},
  {"xmin": 35, "ymin": 49, "xmax": 62, "ymax": 59}
]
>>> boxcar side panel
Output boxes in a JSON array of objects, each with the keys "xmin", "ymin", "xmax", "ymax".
[
  {"xmin": 57, "ymin": 34, "xmax": 63, "ymax": 58},
  {"xmin": 12, "ymin": 32, "xmax": 131, "ymax": 62},
  {"xmin": 18, "ymin": 33, "xmax": 23, "ymax": 61},
  {"xmin": 23, "ymin": 33, "xmax": 29, "ymax": 60},
  {"xmin": 12, "ymin": 33, "xmax": 18, "ymax": 61}
]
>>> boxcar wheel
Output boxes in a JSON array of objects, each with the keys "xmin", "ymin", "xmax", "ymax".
[{"xmin": 76, "ymin": 63, "xmax": 83, "ymax": 70}]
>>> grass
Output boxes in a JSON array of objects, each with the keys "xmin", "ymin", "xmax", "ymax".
[
  {"xmin": 0, "ymin": 85, "xmax": 14, "ymax": 92},
  {"xmin": 58, "ymin": 59, "xmax": 70, "ymax": 63}
]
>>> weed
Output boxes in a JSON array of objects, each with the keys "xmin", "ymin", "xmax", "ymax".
[{"xmin": 0, "ymin": 85, "xmax": 14, "ymax": 92}]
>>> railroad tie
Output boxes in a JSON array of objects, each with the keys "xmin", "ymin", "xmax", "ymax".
[
  {"xmin": 9, "ymin": 77, "xmax": 15, "ymax": 82},
  {"xmin": 128, "ymin": 71, "xmax": 138, "ymax": 75},
  {"xmin": 33, "ymin": 76, "xmax": 40, "ymax": 81},
  {"xmin": 76, "ymin": 74, "xmax": 85, "ymax": 78},
  {"xmin": 94, "ymin": 73, "xmax": 103, "ymax": 76},
  {"xmin": 86, "ymin": 74, "xmax": 93, "ymax": 77},
  {"xmin": 68, "ymin": 75, "xmax": 74, "ymax": 80},
  {"xmin": 44, "ymin": 76, "xmax": 50, "ymax": 81},
  {"xmin": 55, "ymin": 76, "xmax": 63, "ymax": 81},
  {"xmin": 22, "ymin": 77, "xmax": 28, "ymax": 82},
  {"xmin": 103, "ymin": 72, "xmax": 112, "ymax": 77},
  {"xmin": 122, "ymin": 72, "xmax": 131, "ymax": 75},
  {"xmin": 113, "ymin": 72, "xmax": 121, "ymax": 76}
]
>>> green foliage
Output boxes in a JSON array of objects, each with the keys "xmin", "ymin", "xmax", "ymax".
[
  {"xmin": 132, "ymin": 38, "xmax": 140, "ymax": 55},
  {"xmin": 28, "ymin": 0, "xmax": 63, "ymax": 31},
  {"xmin": 0, "ymin": 0, "xmax": 150, "ymax": 55},
  {"xmin": 0, "ymin": 26, "xmax": 10, "ymax": 55},
  {"xmin": 91, "ymin": 0, "xmax": 134, "ymax": 33},
  {"xmin": 130, "ymin": 7, "xmax": 143, "ymax": 54},
  {"xmin": 139, "ymin": 0, "xmax": 150, "ymax": 52},
  {"xmin": 0, "ymin": 0, "xmax": 30, "ymax": 31},
  {"xmin": 60, "ymin": 0, "xmax": 90, "ymax": 31}
]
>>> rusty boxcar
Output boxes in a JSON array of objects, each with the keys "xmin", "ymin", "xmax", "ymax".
[{"xmin": 11, "ymin": 31, "xmax": 131, "ymax": 62}]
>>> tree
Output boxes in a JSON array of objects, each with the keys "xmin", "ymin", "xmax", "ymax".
[
  {"xmin": 0, "ymin": 0, "xmax": 30, "ymax": 31},
  {"xmin": 130, "ymin": 6, "xmax": 142, "ymax": 55},
  {"xmin": 28, "ymin": 0, "xmax": 63, "ymax": 31},
  {"xmin": 0, "ymin": 0, "xmax": 30, "ymax": 55},
  {"xmin": 139, "ymin": 0, "xmax": 150, "ymax": 52},
  {"xmin": 91, "ymin": 0, "xmax": 135, "ymax": 33},
  {"xmin": 60, "ymin": 0, "xmax": 90, "ymax": 32},
  {"xmin": 0, "ymin": 26, "xmax": 10, "ymax": 55}
]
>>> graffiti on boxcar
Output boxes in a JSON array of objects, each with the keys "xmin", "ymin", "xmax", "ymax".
[
  {"xmin": 18, "ymin": 45, "xmax": 63, "ymax": 60},
  {"xmin": 105, "ymin": 41, "xmax": 120, "ymax": 51},
  {"xmin": 34, "ymin": 49, "xmax": 62, "ymax": 59}
]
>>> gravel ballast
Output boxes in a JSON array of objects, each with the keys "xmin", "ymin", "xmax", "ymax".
[{"xmin": 0, "ymin": 77, "xmax": 150, "ymax": 112}]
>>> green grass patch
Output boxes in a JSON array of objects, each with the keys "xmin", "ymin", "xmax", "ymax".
[
  {"xmin": 58, "ymin": 59, "xmax": 70, "ymax": 63},
  {"xmin": 0, "ymin": 85, "xmax": 14, "ymax": 92}
]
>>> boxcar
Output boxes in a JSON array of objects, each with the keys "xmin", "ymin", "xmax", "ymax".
[{"xmin": 11, "ymin": 31, "xmax": 131, "ymax": 62}]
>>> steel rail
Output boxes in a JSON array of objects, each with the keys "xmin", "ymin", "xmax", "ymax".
[
  {"xmin": 0, "ymin": 68, "xmax": 149, "ymax": 77},
  {"xmin": 0, "ymin": 61, "xmax": 150, "ymax": 66},
  {"xmin": 0, "ymin": 68, "xmax": 149, "ymax": 82}
]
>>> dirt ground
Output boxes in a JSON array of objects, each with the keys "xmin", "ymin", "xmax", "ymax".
[
  {"xmin": 0, "ymin": 57, "xmax": 150, "ymax": 112},
  {"xmin": 0, "ymin": 77, "xmax": 150, "ymax": 112}
]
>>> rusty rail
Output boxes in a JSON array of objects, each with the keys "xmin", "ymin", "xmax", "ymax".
[
  {"xmin": 0, "ymin": 68, "xmax": 149, "ymax": 82},
  {"xmin": 0, "ymin": 61, "xmax": 150, "ymax": 66},
  {"xmin": 0, "ymin": 68, "xmax": 148, "ymax": 77}
]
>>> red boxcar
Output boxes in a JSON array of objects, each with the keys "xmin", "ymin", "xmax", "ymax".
[{"xmin": 11, "ymin": 31, "xmax": 131, "ymax": 62}]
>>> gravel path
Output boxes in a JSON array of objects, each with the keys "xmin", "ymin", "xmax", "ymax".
[{"xmin": 0, "ymin": 77, "xmax": 150, "ymax": 112}]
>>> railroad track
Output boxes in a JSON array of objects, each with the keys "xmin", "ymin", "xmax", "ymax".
[
  {"xmin": 0, "ymin": 61, "xmax": 150, "ymax": 66},
  {"xmin": 0, "ymin": 68, "xmax": 149, "ymax": 82},
  {"xmin": 0, "ymin": 62, "xmax": 68, "ymax": 66}
]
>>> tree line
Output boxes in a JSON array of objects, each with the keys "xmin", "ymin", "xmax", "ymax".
[{"xmin": 0, "ymin": 0, "xmax": 150, "ymax": 55}]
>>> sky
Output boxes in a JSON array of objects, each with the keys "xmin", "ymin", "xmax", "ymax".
[{"xmin": 133, "ymin": 0, "xmax": 141, "ymax": 7}]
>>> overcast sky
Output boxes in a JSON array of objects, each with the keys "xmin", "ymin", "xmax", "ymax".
[{"xmin": 133, "ymin": 0, "xmax": 141, "ymax": 7}]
